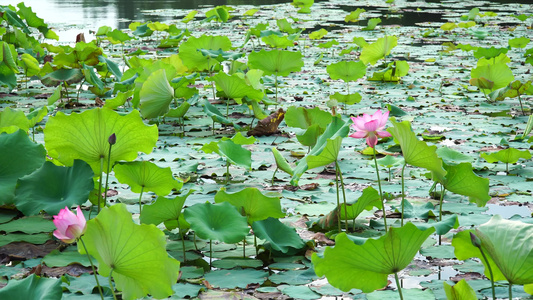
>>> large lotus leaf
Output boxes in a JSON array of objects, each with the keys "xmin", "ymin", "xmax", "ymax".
[
  {"xmin": 329, "ymin": 92, "xmax": 362, "ymax": 105},
  {"xmin": 140, "ymin": 190, "xmax": 193, "ymax": 228},
  {"xmin": 436, "ymin": 147, "xmax": 474, "ymax": 165},
  {"xmin": 14, "ymin": 160, "xmax": 94, "ymax": 216},
  {"xmin": 248, "ymin": 49, "xmax": 303, "ymax": 76},
  {"xmin": 480, "ymin": 148, "xmax": 531, "ymax": 164},
  {"xmin": 387, "ymin": 119, "xmax": 446, "ymax": 181},
  {"xmin": 285, "ymin": 106, "xmax": 332, "ymax": 130},
  {"xmin": 442, "ymin": 162, "xmax": 490, "ymax": 207},
  {"xmin": 179, "ymin": 35, "xmax": 232, "ymax": 71},
  {"xmin": 19, "ymin": 53, "xmax": 40, "ymax": 77},
  {"xmin": 214, "ymin": 187, "xmax": 284, "ymax": 224},
  {"xmin": 454, "ymin": 215, "xmax": 533, "ymax": 285},
  {"xmin": 114, "ymin": 161, "xmax": 182, "ymax": 196},
  {"xmin": 79, "ymin": 203, "xmax": 180, "ymax": 300},
  {"xmin": 252, "ymin": 217, "xmax": 306, "ymax": 253},
  {"xmin": 200, "ymin": 98, "xmax": 241, "ymax": 129},
  {"xmin": 326, "ymin": 60, "xmax": 366, "ymax": 82},
  {"xmin": 202, "ymin": 139, "xmax": 252, "ymax": 170},
  {"xmin": 261, "ymin": 34, "xmax": 295, "ymax": 48},
  {"xmin": 0, "ymin": 274, "xmax": 62, "ymax": 300},
  {"xmin": 272, "ymin": 147, "xmax": 294, "ymax": 175},
  {"xmin": 339, "ymin": 186, "xmax": 382, "ymax": 219},
  {"xmin": 44, "ymin": 108, "xmax": 158, "ymax": 175},
  {"xmin": 183, "ymin": 202, "xmax": 249, "ymax": 244},
  {"xmin": 360, "ymin": 36, "xmax": 397, "ymax": 65},
  {"xmin": 368, "ymin": 60, "xmax": 409, "ymax": 82},
  {"xmin": 0, "ymin": 107, "xmax": 30, "ymax": 134},
  {"xmin": 312, "ymin": 222, "xmax": 434, "ymax": 292},
  {"xmin": 290, "ymin": 116, "xmax": 350, "ymax": 186},
  {"xmin": 0, "ymin": 130, "xmax": 46, "ymax": 205},
  {"xmin": 210, "ymin": 71, "xmax": 263, "ymax": 102},
  {"xmin": 296, "ymin": 124, "xmax": 325, "ymax": 147},
  {"xmin": 139, "ymin": 68, "xmax": 174, "ymax": 119},
  {"xmin": 307, "ymin": 137, "xmax": 343, "ymax": 170},
  {"xmin": 443, "ymin": 279, "xmax": 477, "ymax": 300},
  {"xmin": 471, "ymin": 60, "xmax": 514, "ymax": 93},
  {"xmin": 41, "ymin": 68, "xmax": 84, "ymax": 87}
]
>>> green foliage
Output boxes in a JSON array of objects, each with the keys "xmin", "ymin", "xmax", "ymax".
[
  {"xmin": 360, "ymin": 36, "xmax": 397, "ymax": 65},
  {"xmin": 214, "ymin": 187, "xmax": 284, "ymax": 224},
  {"xmin": 184, "ymin": 201, "xmax": 249, "ymax": 243},
  {"xmin": 345, "ymin": 8, "xmax": 365, "ymax": 22},
  {"xmin": 80, "ymin": 204, "xmax": 180, "ymax": 300},
  {"xmin": 272, "ymin": 147, "xmax": 294, "ymax": 176},
  {"xmin": 210, "ymin": 71, "xmax": 263, "ymax": 103},
  {"xmin": 248, "ymin": 49, "xmax": 304, "ymax": 76},
  {"xmin": 442, "ymin": 162, "xmax": 491, "ymax": 207},
  {"xmin": 285, "ymin": 106, "xmax": 332, "ymax": 147},
  {"xmin": 139, "ymin": 68, "xmax": 175, "ymax": 118},
  {"xmin": 140, "ymin": 190, "xmax": 194, "ymax": 230},
  {"xmin": 471, "ymin": 53, "xmax": 514, "ymax": 94},
  {"xmin": 0, "ymin": 107, "xmax": 30, "ymax": 134},
  {"xmin": 0, "ymin": 274, "xmax": 62, "ymax": 300},
  {"xmin": 453, "ymin": 215, "xmax": 533, "ymax": 285},
  {"xmin": 363, "ymin": 18, "xmax": 382, "ymax": 30},
  {"xmin": 252, "ymin": 217, "xmax": 306, "ymax": 253},
  {"xmin": 443, "ymin": 279, "xmax": 477, "ymax": 300},
  {"xmin": 326, "ymin": 61, "xmax": 366, "ymax": 82},
  {"xmin": 292, "ymin": 0, "xmax": 314, "ymax": 13},
  {"xmin": 0, "ymin": 130, "xmax": 46, "ymax": 205},
  {"xmin": 201, "ymin": 133, "xmax": 255, "ymax": 170},
  {"xmin": 309, "ymin": 28, "xmax": 327, "ymax": 40},
  {"xmin": 480, "ymin": 148, "xmax": 531, "ymax": 164},
  {"xmin": 114, "ymin": 161, "xmax": 183, "ymax": 196},
  {"xmin": 14, "ymin": 160, "xmax": 94, "ymax": 216},
  {"xmin": 368, "ymin": 60, "xmax": 409, "ymax": 82},
  {"xmin": 179, "ymin": 35, "xmax": 232, "ymax": 71},
  {"xmin": 338, "ymin": 186, "xmax": 382, "ymax": 220}
]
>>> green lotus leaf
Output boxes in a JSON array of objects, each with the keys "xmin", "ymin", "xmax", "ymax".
[
  {"xmin": 210, "ymin": 71, "xmax": 263, "ymax": 103},
  {"xmin": 436, "ymin": 147, "xmax": 474, "ymax": 165},
  {"xmin": 309, "ymin": 28, "xmax": 327, "ymax": 40},
  {"xmin": 214, "ymin": 187, "xmax": 284, "ymax": 224},
  {"xmin": 480, "ymin": 148, "xmax": 531, "ymax": 164},
  {"xmin": 285, "ymin": 106, "xmax": 332, "ymax": 130},
  {"xmin": 291, "ymin": 116, "xmax": 350, "ymax": 186},
  {"xmin": 139, "ymin": 68, "xmax": 175, "ymax": 119},
  {"xmin": 272, "ymin": 147, "xmax": 294, "ymax": 176},
  {"xmin": 79, "ymin": 203, "xmax": 180, "ymax": 300},
  {"xmin": 16, "ymin": 3, "xmax": 58, "ymax": 39},
  {"xmin": 0, "ymin": 107, "xmax": 30, "ymax": 134},
  {"xmin": 306, "ymin": 136, "xmax": 343, "ymax": 169},
  {"xmin": 277, "ymin": 18, "xmax": 299, "ymax": 34},
  {"xmin": 252, "ymin": 217, "xmax": 305, "ymax": 253},
  {"xmin": 181, "ymin": 10, "xmax": 197, "ymax": 23},
  {"xmin": 469, "ymin": 77, "xmax": 494, "ymax": 90},
  {"xmin": 114, "ymin": 161, "xmax": 183, "ymax": 196},
  {"xmin": 391, "ymin": 199, "xmax": 435, "ymax": 219},
  {"xmin": 508, "ymin": 37, "xmax": 530, "ymax": 49},
  {"xmin": 44, "ymin": 108, "xmax": 158, "ymax": 175},
  {"xmin": 363, "ymin": 17, "xmax": 382, "ymax": 30},
  {"xmin": 184, "ymin": 201, "xmax": 249, "ymax": 244},
  {"xmin": 292, "ymin": 0, "xmax": 314, "ymax": 13},
  {"xmin": 376, "ymin": 155, "xmax": 404, "ymax": 168},
  {"xmin": 368, "ymin": 60, "xmax": 409, "ymax": 82},
  {"xmin": 201, "ymin": 139, "xmax": 251, "ymax": 170},
  {"xmin": 387, "ymin": 119, "xmax": 446, "ymax": 181},
  {"xmin": 179, "ymin": 35, "xmax": 232, "ymax": 71},
  {"xmin": 261, "ymin": 34, "xmax": 295, "ymax": 49},
  {"xmin": 98, "ymin": 55, "xmax": 122, "ymax": 81},
  {"xmin": 312, "ymin": 222, "xmax": 434, "ymax": 292},
  {"xmin": 360, "ymin": 36, "xmax": 397, "ymax": 65},
  {"xmin": 200, "ymin": 98, "xmax": 242, "ymax": 129},
  {"xmin": 0, "ymin": 130, "xmax": 46, "ymax": 205},
  {"xmin": 443, "ymin": 279, "xmax": 477, "ymax": 300},
  {"xmin": 473, "ymin": 47, "xmax": 508, "ymax": 60},
  {"xmin": 230, "ymin": 132, "xmax": 256, "ymax": 145},
  {"xmin": 345, "ymin": 8, "xmax": 365, "ymax": 23},
  {"xmin": 296, "ymin": 124, "xmax": 324, "ymax": 147},
  {"xmin": 0, "ymin": 274, "xmax": 62, "ymax": 300},
  {"xmin": 339, "ymin": 186, "xmax": 382, "ymax": 220},
  {"xmin": 14, "ymin": 160, "xmax": 94, "ymax": 216},
  {"xmin": 26, "ymin": 106, "xmax": 48, "ymax": 128},
  {"xmin": 140, "ymin": 190, "xmax": 194, "ymax": 230},
  {"xmin": 41, "ymin": 68, "xmax": 84, "ymax": 87},
  {"xmin": 453, "ymin": 215, "xmax": 533, "ymax": 285},
  {"xmin": 329, "ymin": 92, "xmax": 362, "ymax": 105},
  {"xmin": 327, "ymin": 60, "xmax": 366, "ymax": 83},
  {"xmin": 19, "ymin": 53, "xmax": 40, "ymax": 77},
  {"xmin": 442, "ymin": 162, "xmax": 490, "ymax": 207},
  {"xmin": 248, "ymin": 49, "xmax": 303, "ymax": 77},
  {"xmin": 471, "ymin": 56, "xmax": 514, "ymax": 93}
]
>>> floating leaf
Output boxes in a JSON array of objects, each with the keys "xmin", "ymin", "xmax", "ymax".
[
  {"xmin": 0, "ymin": 274, "xmax": 62, "ymax": 300},
  {"xmin": 360, "ymin": 36, "xmax": 397, "ymax": 65},
  {"xmin": 79, "ymin": 203, "xmax": 180, "ymax": 300},
  {"xmin": 204, "ymin": 269, "xmax": 267, "ymax": 289},
  {"xmin": 214, "ymin": 187, "xmax": 284, "ymax": 224},
  {"xmin": 0, "ymin": 130, "xmax": 46, "ymax": 205},
  {"xmin": 114, "ymin": 161, "xmax": 182, "ymax": 196},
  {"xmin": 14, "ymin": 160, "xmax": 94, "ymax": 216},
  {"xmin": 252, "ymin": 217, "xmax": 306, "ymax": 253},
  {"xmin": 480, "ymin": 148, "xmax": 531, "ymax": 164},
  {"xmin": 329, "ymin": 92, "xmax": 362, "ymax": 105},
  {"xmin": 44, "ymin": 108, "xmax": 158, "ymax": 175},
  {"xmin": 508, "ymin": 37, "xmax": 530, "ymax": 49},
  {"xmin": 184, "ymin": 202, "xmax": 249, "ymax": 244}
]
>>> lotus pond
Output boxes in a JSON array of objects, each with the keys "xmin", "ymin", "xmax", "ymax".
[{"xmin": 0, "ymin": 0, "xmax": 532, "ymax": 299}]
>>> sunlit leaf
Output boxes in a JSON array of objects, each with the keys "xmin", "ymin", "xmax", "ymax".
[
  {"xmin": 480, "ymin": 148, "xmax": 531, "ymax": 164},
  {"xmin": 80, "ymin": 204, "xmax": 180, "ymax": 300},
  {"xmin": 248, "ymin": 49, "xmax": 303, "ymax": 77},
  {"xmin": 360, "ymin": 36, "xmax": 397, "ymax": 65},
  {"xmin": 114, "ymin": 161, "xmax": 183, "ymax": 196},
  {"xmin": 443, "ymin": 279, "xmax": 477, "ymax": 300},
  {"xmin": 326, "ymin": 60, "xmax": 366, "ymax": 82},
  {"xmin": 139, "ymin": 68, "xmax": 174, "ymax": 119},
  {"xmin": 140, "ymin": 190, "xmax": 194, "ymax": 230},
  {"xmin": 0, "ymin": 274, "xmax": 62, "ymax": 300},
  {"xmin": 179, "ymin": 35, "xmax": 232, "ymax": 71},
  {"xmin": 214, "ymin": 187, "xmax": 284, "ymax": 224},
  {"xmin": 272, "ymin": 147, "xmax": 294, "ymax": 176},
  {"xmin": 252, "ymin": 217, "xmax": 306, "ymax": 253}
]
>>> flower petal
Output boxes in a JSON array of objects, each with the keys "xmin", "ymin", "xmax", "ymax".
[
  {"xmin": 349, "ymin": 131, "xmax": 368, "ymax": 139},
  {"xmin": 377, "ymin": 130, "xmax": 392, "ymax": 138},
  {"xmin": 364, "ymin": 119, "xmax": 380, "ymax": 132},
  {"xmin": 366, "ymin": 135, "xmax": 378, "ymax": 148}
]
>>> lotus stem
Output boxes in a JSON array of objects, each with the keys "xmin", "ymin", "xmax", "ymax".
[
  {"xmin": 209, "ymin": 240, "xmax": 213, "ymax": 268},
  {"xmin": 335, "ymin": 161, "xmax": 348, "ymax": 232},
  {"xmin": 226, "ymin": 160, "xmax": 230, "ymax": 185},
  {"xmin": 400, "ymin": 163, "xmax": 406, "ymax": 226},
  {"xmin": 509, "ymin": 283, "xmax": 513, "ymax": 300},
  {"xmin": 109, "ymin": 269, "xmax": 117, "ymax": 300},
  {"xmin": 373, "ymin": 148, "xmax": 387, "ymax": 232},
  {"xmin": 475, "ymin": 238, "xmax": 496, "ymax": 300},
  {"xmin": 79, "ymin": 237, "xmax": 104, "ymax": 300},
  {"xmin": 275, "ymin": 73, "xmax": 279, "ymax": 104},
  {"xmin": 518, "ymin": 94, "xmax": 525, "ymax": 116},
  {"xmin": 177, "ymin": 217, "xmax": 186, "ymax": 261},
  {"xmin": 335, "ymin": 165, "xmax": 342, "ymax": 233},
  {"xmin": 104, "ymin": 139, "xmax": 114, "ymax": 207},
  {"xmin": 243, "ymin": 238, "xmax": 246, "ymax": 258},
  {"xmin": 138, "ymin": 186, "xmax": 144, "ymax": 213},
  {"xmin": 254, "ymin": 235, "xmax": 258, "ymax": 256},
  {"xmin": 394, "ymin": 272, "xmax": 404, "ymax": 300},
  {"xmin": 271, "ymin": 168, "xmax": 278, "ymax": 186},
  {"xmin": 97, "ymin": 157, "xmax": 104, "ymax": 215}
]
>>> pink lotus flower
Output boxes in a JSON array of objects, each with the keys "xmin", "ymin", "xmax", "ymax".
[
  {"xmin": 53, "ymin": 206, "xmax": 86, "ymax": 243},
  {"xmin": 349, "ymin": 109, "xmax": 392, "ymax": 148}
]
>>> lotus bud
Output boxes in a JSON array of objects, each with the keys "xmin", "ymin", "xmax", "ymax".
[
  {"xmin": 108, "ymin": 133, "xmax": 116, "ymax": 145},
  {"xmin": 470, "ymin": 232, "xmax": 482, "ymax": 248}
]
